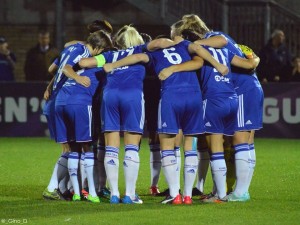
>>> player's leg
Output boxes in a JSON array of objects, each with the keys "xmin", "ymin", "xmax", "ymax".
[
  {"xmin": 159, "ymin": 133, "xmax": 182, "ymax": 204},
  {"xmin": 149, "ymin": 131, "xmax": 161, "ymax": 195},
  {"xmin": 43, "ymin": 143, "xmax": 69, "ymax": 200},
  {"xmin": 231, "ymin": 131, "xmax": 251, "ymax": 199},
  {"xmin": 122, "ymin": 132, "xmax": 143, "ymax": 204},
  {"xmin": 182, "ymin": 135, "xmax": 198, "ymax": 204},
  {"xmin": 206, "ymin": 134, "xmax": 227, "ymax": 200},
  {"xmin": 194, "ymin": 134, "xmax": 210, "ymax": 196},
  {"xmin": 223, "ymin": 135, "xmax": 235, "ymax": 194},
  {"xmin": 68, "ymin": 141, "xmax": 81, "ymax": 201},
  {"xmin": 97, "ymin": 133, "xmax": 110, "ymax": 198},
  {"xmin": 247, "ymin": 130, "xmax": 256, "ymax": 194},
  {"xmin": 174, "ymin": 129, "xmax": 183, "ymax": 194},
  {"xmin": 104, "ymin": 131, "xmax": 121, "ymax": 203},
  {"xmin": 81, "ymin": 142, "xmax": 100, "ymax": 203}
]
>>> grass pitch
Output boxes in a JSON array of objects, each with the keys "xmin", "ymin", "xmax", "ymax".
[{"xmin": 0, "ymin": 138, "xmax": 299, "ymax": 225}]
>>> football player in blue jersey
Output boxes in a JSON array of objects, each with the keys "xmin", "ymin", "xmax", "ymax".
[
  {"xmin": 181, "ymin": 14, "xmax": 263, "ymax": 202},
  {"xmin": 52, "ymin": 30, "xmax": 113, "ymax": 203},
  {"xmin": 79, "ymin": 25, "xmax": 150, "ymax": 204},
  {"xmin": 42, "ymin": 20, "xmax": 114, "ymax": 201},
  {"xmin": 101, "ymin": 32, "xmax": 232, "ymax": 204},
  {"xmin": 165, "ymin": 15, "xmax": 258, "ymax": 201}
]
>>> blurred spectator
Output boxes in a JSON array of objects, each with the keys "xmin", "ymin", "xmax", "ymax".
[
  {"xmin": 289, "ymin": 56, "xmax": 300, "ymax": 82},
  {"xmin": 257, "ymin": 29, "xmax": 292, "ymax": 83},
  {"xmin": 0, "ymin": 36, "xmax": 16, "ymax": 81},
  {"xmin": 24, "ymin": 29, "xmax": 59, "ymax": 81}
]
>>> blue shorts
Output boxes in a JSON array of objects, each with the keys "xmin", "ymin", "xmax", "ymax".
[
  {"xmin": 158, "ymin": 89, "xmax": 204, "ymax": 135},
  {"xmin": 203, "ymin": 97, "xmax": 238, "ymax": 135},
  {"xmin": 101, "ymin": 88, "xmax": 144, "ymax": 133},
  {"xmin": 55, "ymin": 104, "xmax": 93, "ymax": 143},
  {"xmin": 236, "ymin": 87, "xmax": 264, "ymax": 131}
]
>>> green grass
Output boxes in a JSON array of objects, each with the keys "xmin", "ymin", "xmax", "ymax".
[{"xmin": 0, "ymin": 138, "xmax": 299, "ymax": 225}]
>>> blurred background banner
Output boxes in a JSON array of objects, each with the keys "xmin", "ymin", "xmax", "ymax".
[
  {"xmin": 258, "ymin": 83, "xmax": 300, "ymax": 138},
  {"xmin": 0, "ymin": 82, "xmax": 48, "ymax": 137},
  {"xmin": 0, "ymin": 81, "xmax": 299, "ymax": 138}
]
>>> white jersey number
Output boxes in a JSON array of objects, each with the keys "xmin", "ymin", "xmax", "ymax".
[
  {"xmin": 208, "ymin": 47, "xmax": 227, "ymax": 73},
  {"xmin": 163, "ymin": 48, "xmax": 182, "ymax": 64}
]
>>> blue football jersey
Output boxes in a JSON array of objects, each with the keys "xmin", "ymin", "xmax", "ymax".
[
  {"xmin": 147, "ymin": 40, "xmax": 200, "ymax": 92},
  {"xmin": 102, "ymin": 44, "xmax": 147, "ymax": 90},
  {"xmin": 60, "ymin": 67, "xmax": 105, "ymax": 105},
  {"xmin": 204, "ymin": 31, "xmax": 261, "ymax": 93},
  {"xmin": 55, "ymin": 43, "xmax": 92, "ymax": 105},
  {"xmin": 199, "ymin": 46, "xmax": 236, "ymax": 99}
]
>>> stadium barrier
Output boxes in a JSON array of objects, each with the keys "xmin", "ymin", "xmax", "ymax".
[{"xmin": 0, "ymin": 81, "xmax": 299, "ymax": 138}]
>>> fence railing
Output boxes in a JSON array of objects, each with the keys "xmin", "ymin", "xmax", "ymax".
[{"xmin": 157, "ymin": 0, "xmax": 300, "ymax": 56}]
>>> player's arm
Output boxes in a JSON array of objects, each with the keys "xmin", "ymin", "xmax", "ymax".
[
  {"xmin": 43, "ymin": 76, "xmax": 55, "ymax": 100},
  {"xmin": 63, "ymin": 64, "xmax": 90, "ymax": 87},
  {"xmin": 103, "ymin": 53, "xmax": 150, "ymax": 73},
  {"xmin": 147, "ymin": 38, "xmax": 180, "ymax": 52},
  {"xmin": 64, "ymin": 40, "xmax": 85, "ymax": 48},
  {"xmin": 158, "ymin": 56, "xmax": 204, "ymax": 80},
  {"xmin": 194, "ymin": 35, "xmax": 227, "ymax": 48},
  {"xmin": 188, "ymin": 43, "xmax": 229, "ymax": 75},
  {"xmin": 231, "ymin": 54, "xmax": 260, "ymax": 69},
  {"xmin": 48, "ymin": 62, "xmax": 58, "ymax": 77}
]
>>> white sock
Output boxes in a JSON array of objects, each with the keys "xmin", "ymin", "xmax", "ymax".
[
  {"xmin": 234, "ymin": 143, "xmax": 250, "ymax": 196},
  {"xmin": 80, "ymin": 153, "xmax": 87, "ymax": 190},
  {"xmin": 210, "ymin": 152, "xmax": 227, "ymax": 199},
  {"xmin": 104, "ymin": 146, "xmax": 120, "ymax": 197},
  {"xmin": 97, "ymin": 145, "xmax": 107, "ymax": 190},
  {"xmin": 161, "ymin": 150, "xmax": 178, "ymax": 197},
  {"xmin": 84, "ymin": 152, "xmax": 97, "ymax": 197},
  {"xmin": 124, "ymin": 145, "xmax": 140, "ymax": 199},
  {"xmin": 174, "ymin": 146, "xmax": 181, "ymax": 192},
  {"xmin": 47, "ymin": 153, "xmax": 68, "ymax": 192},
  {"xmin": 247, "ymin": 143, "xmax": 256, "ymax": 192},
  {"xmin": 150, "ymin": 144, "xmax": 161, "ymax": 187},
  {"xmin": 68, "ymin": 152, "xmax": 80, "ymax": 195},
  {"xmin": 184, "ymin": 151, "xmax": 198, "ymax": 197},
  {"xmin": 196, "ymin": 149, "xmax": 210, "ymax": 193}
]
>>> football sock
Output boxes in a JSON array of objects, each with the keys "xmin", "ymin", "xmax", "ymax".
[
  {"xmin": 161, "ymin": 150, "xmax": 178, "ymax": 197},
  {"xmin": 210, "ymin": 152, "xmax": 227, "ymax": 199},
  {"xmin": 196, "ymin": 149, "xmax": 210, "ymax": 193},
  {"xmin": 234, "ymin": 143, "xmax": 250, "ymax": 196},
  {"xmin": 97, "ymin": 145, "xmax": 107, "ymax": 190},
  {"xmin": 124, "ymin": 144, "xmax": 140, "ymax": 199},
  {"xmin": 84, "ymin": 152, "xmax": 97, "ymax": 197},
  {"xmin": 150, "ymin": 144, "xmax": 161, "ymax": 187},
  {"xmin": 247, "ymin": 143, "xmax": 256, "ymax": 192},
  {"xmin": 104, "ymin": 146, "xmax": 120, "ymax": 197},
  {"xmin": 68, "ymin": 152, "xmax": 80, "ymax": 196},
  {"xmin": 183, "ymin": 150, "xmax": 198, "ymax": 197},
  {"xmin": 174, "ymin": 146, "xmax": 181, "ymax": 192},
  {"xmin": 47, "ymin": 152, "xmax": 68, "ymax": 192}
]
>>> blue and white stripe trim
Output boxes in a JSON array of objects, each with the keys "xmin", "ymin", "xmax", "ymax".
[
  {"xmin": 234, "ymin": 143, "xmax": 249, "ymax": 154},
  {"xmin": 125, "ymin": 144, "xmax": 139, "ymax": 152},
  {"xmin": 210, "ymin": 152, "xmax": 225, "ymax": 161},
  {"xmin": 105, "ymin": 146, "xmax": 119, "ymax": 154},
  {"xmin": 161, "ymin": 150, "xmax": 175, "ymax": 159}
]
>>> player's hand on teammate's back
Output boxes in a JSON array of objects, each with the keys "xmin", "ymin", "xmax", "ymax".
[
  {"xmin": 103, "ymin": 63, "xmax": 114, "ymax": 73},
  {"xmin": 217, "ymin": 63, "xmax": 229, "ymax": 76},
  {"xmin": 43, "ymin": 89, "xmax": 51, "ymax": 100},
  {"xmin": 75, "ymin": 76, "xmax": 91, "ymax": 87},
  {"xmin": 158, "ymin": 68, "xmax": 173, "ymax": 80}
]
